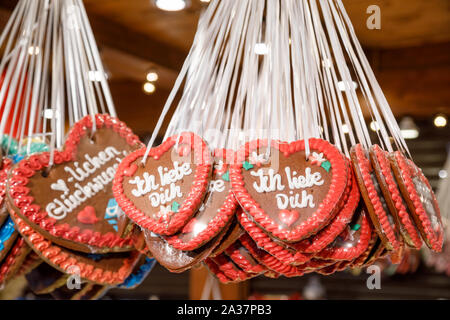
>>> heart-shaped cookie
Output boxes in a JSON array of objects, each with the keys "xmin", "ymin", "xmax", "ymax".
[
  {"xmin": 230, "ymin": 138, "xmax": 349, "ymax": 242},
  {"xmin": 113, "ymin": 132, "xmax": 212, "ymax": 236},
  {"xmin": 10, "ymin": 209, "xmax": 140, "ymax": 285},
  {"xmin": 164, "ymin": 149, "xmax": 238, "ymax": 250},
  {"xmin": 390, "ymin": 151, "xmax": 444, "ymax": 252},
  {"xmin": 6, "ymin": 114, "xmax": 142, "ymax": 253},
  {"xmin": 370, "ymin": 145, "xmax": 422, "ymax": 249},
  {"xmin": 351, "ymin": 144, "xmax": 403, "ymax": 251}
]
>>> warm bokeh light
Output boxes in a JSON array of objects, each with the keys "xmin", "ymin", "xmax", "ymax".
[{"xmin": 143, "ymin": 82, "xmax": 156, "ymax": 94}]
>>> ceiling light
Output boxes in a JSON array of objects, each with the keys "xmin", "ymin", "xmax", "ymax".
[
  {"xmin": 146, "ymin": 71, "xmax": 159, "ymax": 82},
  {"xmin": 155, "ymin": 0, "xmax": 187, "ymax": 11},
  {"xmin": 88, "ymin": 70, "xmax": 105, "ymax": 82},
  {"xmin": 399, "ymin": 116, "xmax": 419, "ymax": 139},
  {"xmin": 337, "ymin": 81, "xmax": 358, "ymax": 91},
  {"xmin": 28, "ymin": 46, "xmax": 40, "ymax": 55},
  {"xmin": 254, "ymin": 43, "xmax": 268, "ymax": 55},
  {"xmin": 43, "ymin": 109, "xmax": 59, "ymax": 119},
  {"xmin": 439, "ymin": 170, "xmax": 447, "ymax": 179},
  {"xmin": 342, "ymin": 124, "xmax": 349, "ymax": 134},
  {"xmin": 434, "ymin": 114, "xmax": 447, "ymax": 128},
  {"xmin": 370, "ymin": 120, "xmax": 380, "ymax": 132},
  {"xmin": 143, "ymin": 82, "xmax": 156, "ymax": 94}
]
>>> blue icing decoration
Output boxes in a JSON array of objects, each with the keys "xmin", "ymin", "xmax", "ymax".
[
  {"xmin": 112, "ymin": 225, "xmax": 118, "ymax": 232},
  {"xmin": 243, "ymin": 161, "xmax": 254, "ymax": 170},
  {"xmin": 321, "ymin": 160, "xmax": 331, "ymax": 172},
  {"xmin": 105, "ymin": 198, "xmax": 120, "ymax": 220},
  {"xmin": 0, "ymin": 217, "xmax": 15, "ymax": 252},
  {"xmin": 1, "ymin": 135, "xmax": 18, "ymax": 155},
  {"xmin": 171, "ymin": 201, "xmax": 180, "ymax": 213},
  {"xmin": 117, "ymin": 257, "xmax": 156, "ymax": 289}
]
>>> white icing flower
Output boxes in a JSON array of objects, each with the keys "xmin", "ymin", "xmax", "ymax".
[
  {"xmin": 309, "ymin": 152, "xmax": 325, "ymax": 165},
  {"xmin": 214, "ymin": 160, "xmax": 225, "ymax": 172},
  {"xmin": 249, "ymin": 152, "xmax": 267, "ymax": 165}
]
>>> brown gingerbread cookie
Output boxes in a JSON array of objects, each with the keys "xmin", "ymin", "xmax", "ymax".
[
  {"xmin": 113, "ymin": 132, "xmax": 212, "ymax": 236},
  {"xmin": 26, "ymin": 262, "xmax": 69, "ymax": 294},
  {"xmin": 6, "ymin": 114, "xmax": 142, "ymax": 253},
  {"xmin": 0, "ymin": 236, "xmax": 30, "ymax": 286},
  {"xmin": 143, "ymin": 221, "xmax": 229, "ymax": 273},
  {"xmin": 15, "ymin": 250, "xmax": 43, "ymax": 277},
  {"xmin": 370, "ymin": 145, "xmax": 422, "ymax": 249},
  {"xmin": 164, "ymin": 149, "xmax": 238, "ymax": 251},
  {"xmin": 210, "ymin": 217, "xmax": 245, "ymax": 258},
  {"xmin": 10, "ymin": 210, "xmax": 140, "ymax": 285},
  {"xmin": 314, "ymin": 205, "xmax": 372, "ymax": 261},
  {"xmin": 351, "ymin": 144, "xmax": 402, "ymax": 251},
  {"xmin": 231, "ymin": 138, "xmax": 349, "ymax": 243},
  {"xmin": 390, "ymin": 151, "xmax": 444, "ymax": 252}
]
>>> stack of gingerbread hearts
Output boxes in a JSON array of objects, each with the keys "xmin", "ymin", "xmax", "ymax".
[{"xmin": 0, "ymin": 0, "xmax": 153, "ymax": 299}]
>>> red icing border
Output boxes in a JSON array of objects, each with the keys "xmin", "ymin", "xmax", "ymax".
[
  {"xmin": 239, "ymin": 233, "xmax": 305, "ymax": 277},
  {"xmin": 6, "ymin": 114, "xmax": 141, "ymax": 250},
  {"xmin": 392, "ymin": 151, "xmax": 443, "ymax": 252},
  {"xmin": 204, "ymin": 258, "xmax": 233, "ymax": 284},
  {"xmin": 0, "ymin": 236, "xmax": 28, "ymax": 284},
  {"xmin": 164, "ymin": 149, "xmax": 238, "ymax": 250},
  {"xmin": 211, "ymin": 253, "xmax": 249, "ymax": 281},
  {"xmin": 10, "ymin": 203, "xmax": 138, "ymax": 285},
  {"xmin": 230, "ymin": 138, "xmax": 348, "ymax": 242},
  {"xmin": 314, "ymin": 209, "xmax": 372, "ymax": 261},
  {"xmin": 352, "ymin": 144, "xmax": 401, "ymax": 251},
  {"xmin": 237, "ymin": 210, "xmax": 312, "ymax": 265},
  {"xmin": 372, "ymin": 145, "xmax": 422, "ymax": 249},
  {"xmin": 113, "ymin": 132, "xmax": 212, "ymax": 235},
  {"xmin": 224, "ymin": 241, "xmax": 266, "ymax": 274},
  {"xmin": 295, "ymin": 168, "xmax": 359, "ymax": 253}
]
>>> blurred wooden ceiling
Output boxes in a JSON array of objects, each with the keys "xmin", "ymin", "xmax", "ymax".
[{"xmin": 0, "ymin": 0, "xmax": 449, "ymax": 131}]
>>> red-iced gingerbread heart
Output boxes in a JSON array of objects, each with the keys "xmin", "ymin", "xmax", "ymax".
[
  {"xmin": 113, "ymin": 132, "xmax": 212, "ymax": 236},
  {"xmin": 230, "ymin": 138, "xmax": 349, "ymax": 242},
  {"xmin": 6, "ymin": 114, "xmax": 142, "ymax": 253}
]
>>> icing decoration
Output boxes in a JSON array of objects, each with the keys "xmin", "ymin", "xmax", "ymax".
[
  {"xmin": 171, "ymin": 201, "xmax": 180, "ymax": 213},
  {"xmin": 0, "ymin": 216, "xmax": 15, "ymax": 252},
  {"xmin": 321, "ymin": 161, "xmax": 331, "ymax": 173},
  {"xmin": 224, "ymin": 240, "xmax": 266, "ymax": 275},
  {"xmin": 278, "ymin": 210, "xmax": 299, "ymax": 227},
  {"xmin": 370, "ymin": 145, "xmax": 422, "ymax": 249},
  {"xmin": 231, "ymin": 138, "xmax": 348, "ymax": 242},
  {"xmin": 113, "ymin": 132, "xmax": 212, "ymax": 236},
  {"xmin": 242, "ymin": 161, "xmax": 254, "ymax": 171},
  {"xmin": 77, "ymin": 206, "xmax": 99, "ymax": 225},
  {"xmin": 308, "ymin": 152, "xmax": 326, "ymax": 166},
  {"xmin": 221, "ymin": 171, "xmax": 230, "ymax": 182},
  {"xmin": 6, "ymin": 114, "xmax": 141, "ymax": 252}
]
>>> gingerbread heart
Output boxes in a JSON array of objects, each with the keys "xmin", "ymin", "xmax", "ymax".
[
  {"xmin": 390, "ymin": 151, "xmax": 444, "ymax": 252},
  {"xmin": 230, "ymin": 138, "xmax": 349, "ymax": 242},
  {"xmin": 113, "ymin": 132, "xmax": 212, "ymax": 236},
  {"xmin": 11, "ymin": 209, "xmax": 140, "ymax": 285},
  {"xmin": 164, "ymin": 149, "xmax": 238, "ymax": 250},
  {"xmin": 6, "ymin": 114, "xmax": 142, "ymax": 253}
]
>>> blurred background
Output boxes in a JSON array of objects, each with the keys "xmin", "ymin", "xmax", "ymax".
[{"xmin": 0, "ymin": 0, "xmax": 449, "ymax": 300}]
